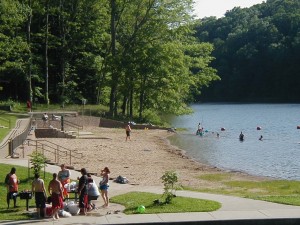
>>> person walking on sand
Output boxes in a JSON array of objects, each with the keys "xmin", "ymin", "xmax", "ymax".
[
  {"xmin": 48, "ymin": 173, "xmax": 63, "ymax": 220},
  {"xmin": 32, "ymin": 173, "xmax": 47, "ymax": 218},
  {"xmin": 125, "ymin": 122, "xmax": 131, "ymax": 141},
  {"xmin": 5, "ymin": 167, "xmax": 19, "ymax": 209},
  {"xmin": 99, "ymin": 167, "xmax": 110, "ymax": 207}
]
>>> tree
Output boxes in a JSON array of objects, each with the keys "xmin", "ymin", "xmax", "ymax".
[{"xmin": 195, "ymin": 0, "xmax": 300, "ymax": 102}]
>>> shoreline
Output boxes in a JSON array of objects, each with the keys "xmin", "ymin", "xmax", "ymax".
[{"xmin": 22, "ymin": 125, "xmax": 268, "ymax": 189}]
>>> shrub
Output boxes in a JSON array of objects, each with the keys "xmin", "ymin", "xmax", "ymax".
[
  {"xmin": 29, "ymin": 152, "xmax": 47, "ymax": 176},
  {"xmin": 161, "ymin": 171, "xmax": 178, "ymax": 204}
]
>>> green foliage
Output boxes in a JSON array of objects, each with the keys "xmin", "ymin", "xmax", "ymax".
[
  {"xmin": 0, "ymin": 0, "xmax": 219, "ymax": 122},
  {"xmin": 29, "ymin": 152, "xmax": 47, "ymax": 176},
  {"xmin": 110, "ymin": 191, "xmax": 221, "ymax": 214},
  {"xmin": 161, "ymin": 171, "xmax": 178, "ymax": 204},
  {"xmin": 195, "ymin": 0, "xmax": 300, "ymax": 102}
]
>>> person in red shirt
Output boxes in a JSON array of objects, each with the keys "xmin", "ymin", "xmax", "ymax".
[{"xmin": 5, "ymin": 167, "xmax": 19, "ymax": 209}]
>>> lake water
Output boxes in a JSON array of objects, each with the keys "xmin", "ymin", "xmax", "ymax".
[{"xmin": 167, "ymin": 104, "xmax": 300, "ymax": 180}]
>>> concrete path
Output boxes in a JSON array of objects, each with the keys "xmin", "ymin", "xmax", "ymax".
[
  {"xmin": 1, "ymin": 158, "xmax": 300, "ymax": 225},
  {"xmin": 0, "ymin": 118, "xmax": 31, "ymax": 158}
]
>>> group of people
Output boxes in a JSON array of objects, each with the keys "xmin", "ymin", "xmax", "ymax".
[
  {"xmin": 5, "ymin": 164, "xmax": 110, "ymax": 220},
  {"xmin": 239, "ymin": 132, "xmax": 263, "ymax": 141},
  {"xmin": 196, "ymin": 122, "xmax": 204, "ymax": 135}
]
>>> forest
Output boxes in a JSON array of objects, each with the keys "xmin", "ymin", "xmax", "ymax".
[
  {"xmin": 195, "ymin": 0, "xmax": 300, "ymax": 102},
  {"xmin": 0, "ymin": 0, "xmax": 299, "ymax": 122},
  {"xmin": 0, "ymin": 0, "xmax": 218, "ymax": 121}
]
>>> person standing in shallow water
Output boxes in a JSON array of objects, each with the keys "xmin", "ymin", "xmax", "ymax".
[
  {"xmin": 125, "ymin": 122, "xmax": 131, "ymax": 141},
  {"xmin": 239, "ymin": 132, "xmax": 244, "ymax": 141}
]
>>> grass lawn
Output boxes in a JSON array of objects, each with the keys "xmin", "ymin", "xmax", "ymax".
[
  {"xmin": 0, "ymin": 163, "xmax": 81, "ymax": 221},
  {"xmin": 183, "ymin": 173, "xmax": 300, "ymax": 206},
  {"xmin": 0, "ymin": 163, "xmax": 221, "ymax": 221},
  {"xmin": 0, "ymin": 163, "xmax": 53, "ymax": 220},
  {"xmin": 110, "ymin": 192, "xmax": 221, "ymax": 214}
]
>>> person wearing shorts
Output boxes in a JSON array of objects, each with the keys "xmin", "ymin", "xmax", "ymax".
[
  {"xmin": 78, "ymin": 168, "xmax": 88, "ymax": 215},
  {"xmin": 125, "ymin": 123, "xmax": 131, "ymax": 141},
  {"xmin": 5, "ymin": 167, "xmax": 19, "ymax": 209},
  {"xmin": 99, "ymin": 167, "xmax": 110, "ymax": 207},
  {"xmin": 32, "ymin": 173, "xmax": 47, "ymax": 218}
]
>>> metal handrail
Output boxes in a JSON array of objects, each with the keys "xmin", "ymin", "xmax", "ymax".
[
  {"xmin": 63, "ymin": 119, "xmax": 83, "ymax": 130},
  {"xmin": 0, "ymin": 119, "xmax": 31, "ymax": 156},
  {"xmin": 26, "ymin": 139, "xmax": 83, "ymax": 166}
]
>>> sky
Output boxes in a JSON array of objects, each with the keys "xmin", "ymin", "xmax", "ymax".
[{"xmin": 193, "ymin": 0, "xmax": 265, "ymax": 18}]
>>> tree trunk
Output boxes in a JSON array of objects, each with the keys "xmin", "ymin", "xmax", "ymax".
[
  {"xmin": 44, "ymin": 0, "xmax": 49, "ymax": 105},
  {"xmin": 139, "ymin": 77, "xmax": 145, "ymax": 120},
  {"xmin": 59, "ymin": 0, "xmax": 66, "ymax": 108},
  {"xmin": 109, "ymin": 0, "xmax": 118, "ymax": 117},
  {"xmin": 27, "ymin": 0, "xmax": 32, "ymax": 103},
  {"xmin": 129, "ymin": 76, "xmax": 134, "ymax": 118}
]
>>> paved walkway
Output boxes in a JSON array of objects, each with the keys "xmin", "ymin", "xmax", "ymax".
[
  {"xmin": 0, "ymin": 118, "xmax": 31, "ymax": 158},
  {"xmin": 1, "ymin": 158, "xmax": 300, "ymax": 224}
]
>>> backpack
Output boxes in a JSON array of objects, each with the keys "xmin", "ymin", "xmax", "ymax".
[{"xmin": 114, "ymin": 175, "xmax": 129, "ymax": 184}]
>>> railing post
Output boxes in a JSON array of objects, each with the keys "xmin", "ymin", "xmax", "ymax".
[
  {"xmin": 8, "ymin": 139, "xmax": 12, "ymax": 157},
  {"xmin": 69, "ymin": 150, "xmax": 72, "ymax": 166},
  {"xmin": 57, "ymin": 147, "xmax": 59, "ymax": 164},
  {"xmin": 55, "ymin": 148, "xmax": 57, "ymax": 163}
]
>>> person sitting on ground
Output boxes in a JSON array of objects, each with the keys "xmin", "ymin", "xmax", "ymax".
[
  {"xmin": 52, "ymin": 114, "xmax": 61, "ymax": 121},
  {"xmin": 58, "ymin": 164, "xmax": 71, "ymax": 199},
  {"xmin": 32, "ymin": 173, "xmax": 47, "ymax": 218}
]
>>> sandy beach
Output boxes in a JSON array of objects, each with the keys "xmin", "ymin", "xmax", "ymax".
[{"xmin": 22, "ymin": 116, "xmax": 265, "ymax": 189}]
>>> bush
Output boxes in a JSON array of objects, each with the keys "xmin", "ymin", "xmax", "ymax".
[
  {"xmin": 161, "ymin": 171, "xmax": 178, "ymax": 204},
  {"xmin": 29, "ymin": 152, "xmax": 47, "ymax": 176}
]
